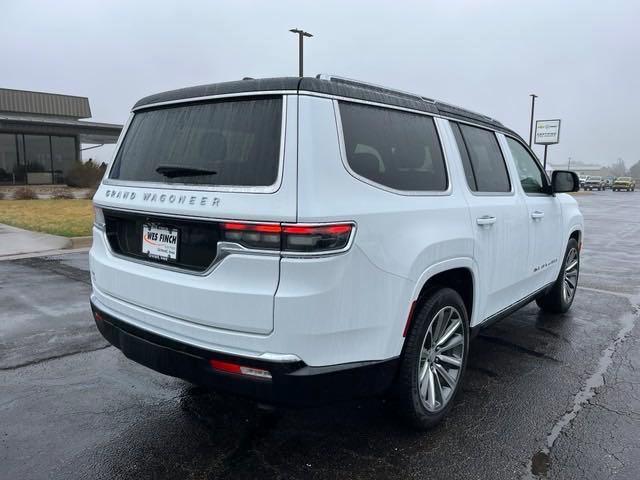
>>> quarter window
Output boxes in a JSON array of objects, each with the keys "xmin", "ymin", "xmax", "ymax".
[
  {"xmin": 339, "ymin": 102, "xmax": 447, "ymax": 192},
  {"xmin": 453, "ymin": 123, "xmax": 511, "ymax": 193},
  {"xmin": 505, "ymin": 137, "xmax": 548, "ymax": 194}
]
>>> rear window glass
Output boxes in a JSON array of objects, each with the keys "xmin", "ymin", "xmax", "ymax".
[
  {"xmin": 339, "ymin": 102, "xmax": 447, "ymax": 192},
  {"xmin": 109, "ymin": 97, "xmax": 282, "ymax": 187}
]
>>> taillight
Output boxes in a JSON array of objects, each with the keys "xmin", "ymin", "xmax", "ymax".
[
  {"xmin": 222, "ymin": 222, "xmax": 282, "ymax": 250},
  {"xmin": 220, "ymin": 222, "xmax": 354, "ymax": 254},
  {"xmin": 282, "ymin": 224, "xmax": 353, "ymax": 253},
  {"xmin": 93, "ymin": 206, "xmax": 105, "ymax": 230}
]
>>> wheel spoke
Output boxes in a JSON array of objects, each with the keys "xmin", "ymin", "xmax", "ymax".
[
  {"xmin": 419, "ymin": 363, "xmax": 430, "ymax": 399},
  {"xmin": 435, "ymin": 364, "xmax": 456, "ymax": 388},
  {"xmin": 565, "ymin": 260, "xmax": 578, "ymax": 272},
  {"xmin": 433, "ymin": 369, "xmax": 444, "ymax": 405},
  {"xmin": 419, "ymin": 359, "xmax": 430, "ymax": 383},
  {"xmin": 565, "ymin": 276, "xmax": 576, "ymax": 289},
  {"xmin": 436, "ymin": 317, "xmax": 462, "ymax": 348},
  {"xmin": 431, "ymin": 309, "xmax": 446, "ymax": 346},
  {"xmin": 436, "ymin": 353, "xmax": 462, "ymax": 367},
  {"xmin": 426, "ymin": 368, "xmax": 437, "ymax": 409},
  {"xmin": 439, "ymin": 334, "xmax": 463, "ymax": 353}
]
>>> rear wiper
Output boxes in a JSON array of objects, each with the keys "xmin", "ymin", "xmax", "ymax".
[{"xmin": 155, "ymin": 164, "xmax": 217, "ymax": 178}]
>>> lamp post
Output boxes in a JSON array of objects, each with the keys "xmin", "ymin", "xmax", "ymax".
[
  {"xmin": 289, "ymin": 28, "xmax": 313, "ymax": 77},
  {"xmin": 528, "ymin": 93, "xmax": 538, "ymax": 147},
  {"xmin": 568, "ymin": 156, "xmax": 572, "ymax": 170}
]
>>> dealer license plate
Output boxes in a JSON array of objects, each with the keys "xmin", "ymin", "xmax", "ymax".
[{"xmin": 142, "ymin": 224, "xmax": 179, "ymax": 261}]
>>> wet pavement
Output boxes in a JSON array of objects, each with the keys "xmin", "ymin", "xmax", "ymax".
[{"xmin": 1, "ymin": 191, "xmax": 638, "ymax": 480}]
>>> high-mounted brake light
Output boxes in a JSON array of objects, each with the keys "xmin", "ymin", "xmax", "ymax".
[{"xmin": 220, "ymin": 222, "xmax": 354, "ymax": 254}]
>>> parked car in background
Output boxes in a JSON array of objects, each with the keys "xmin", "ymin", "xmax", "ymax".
[
  {"xmin": 583, "ymin": 176, "xmax": 604, "ymax": 190},
  {"xmin": 89, "ymin": 76, "xmax": 583, "ymax": 429},
  {"xmin": 578, "ymin": 176, "xmax": 587, "ymax": 189},
  {"xmin": 612, "ymin": 177, "xmax": 636, "ymax": 191}
]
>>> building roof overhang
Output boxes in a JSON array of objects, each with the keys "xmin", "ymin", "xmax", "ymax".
[{"xmin": 0, "ymin": 113, "xmax": 122, "ymax": 144}]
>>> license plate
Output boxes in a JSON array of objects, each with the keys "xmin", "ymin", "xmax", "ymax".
[{"xmin": 142, "ymin": 224, "xmax": 179, "ymax": 261}]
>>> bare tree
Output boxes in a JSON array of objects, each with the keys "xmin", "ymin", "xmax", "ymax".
[
  {"xmin": 610, "ymin": 158, "xmax": 627, "ymax": 177},
  {"xmin": 629, "ymin": 160, "xmax": 640, "ymax": 179}
]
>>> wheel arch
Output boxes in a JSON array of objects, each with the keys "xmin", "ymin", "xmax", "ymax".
[{"xmin": 406, "ymin": 259, "xmax": 477, "ymax": 336}]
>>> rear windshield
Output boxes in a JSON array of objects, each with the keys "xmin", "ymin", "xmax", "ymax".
[{"xmin": 109, "ymin": 97, "xmax": 282, "ymax": 187}]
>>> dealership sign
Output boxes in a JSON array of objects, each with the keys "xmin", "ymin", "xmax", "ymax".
[{"xmin": 535, "ymin": 119, "xmax": 561, "ymax": 145}]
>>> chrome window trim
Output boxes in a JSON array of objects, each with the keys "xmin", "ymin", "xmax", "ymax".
[
  {"xmin": 103, "ymin": 94, "xmax": 290, "ymax": 195},
  {"xmin": 332, "ymin": 99, "xmax": 453, "ymax": 197}
]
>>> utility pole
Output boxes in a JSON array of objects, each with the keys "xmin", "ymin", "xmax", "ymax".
[
  {"xmin": 289, "ymin": 28, "xmax": 313, "ymax": 77},
  {"xmin": 568, "ymin": 156, "xmax": 572, "ymax": 170},
  {"xmin": 528, "ymin": 94, "xmax": 538, "ymax": 147}
]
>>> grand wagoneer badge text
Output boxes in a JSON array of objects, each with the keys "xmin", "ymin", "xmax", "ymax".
[{"xmin": 104, "ymin": 189, "xmax": 221, "ymax": 207}]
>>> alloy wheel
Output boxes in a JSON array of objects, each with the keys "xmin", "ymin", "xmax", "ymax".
[
  {"xmin": 563, "ymin": 247, "xmax": 579, "ymax": 304},
  {"xmin": 417, "ymin": 306, "xmax": 465, "ymax": 412}
]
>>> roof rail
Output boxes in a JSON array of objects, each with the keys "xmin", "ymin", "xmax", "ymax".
[
  {"xmin": 316, "ymin": 74, "xmax": 502, "ymax": 126},
  {"xmin": 316, "ymin": 74, "xmax": 424, "ymax": 102}
]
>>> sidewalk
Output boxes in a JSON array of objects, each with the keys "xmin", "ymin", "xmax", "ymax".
[{"xmin": 0, "ymin": 223, "xmax": 72, "ymax": 257}]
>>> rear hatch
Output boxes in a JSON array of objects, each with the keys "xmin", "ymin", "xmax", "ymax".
[{"xmin": 92, "ymin": 95, "xmax": 297, "ymax": 334}]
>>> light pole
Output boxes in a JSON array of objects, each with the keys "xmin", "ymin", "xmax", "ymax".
[
  {"xmin": 289, "ymin": 28, "xmax": 313, "ymax": 77},
  {"xmin": 528, "ymin": 93, "xmax": 538, "ymax": 147},
  {"xmin": 568, "ymin": 156, "xmax": 572, "ymax": 170}
]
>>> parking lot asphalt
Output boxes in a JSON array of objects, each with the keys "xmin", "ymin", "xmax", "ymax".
[{"xmin": 1, "ymin": 190, "xmax": 638, "ymax": 480}]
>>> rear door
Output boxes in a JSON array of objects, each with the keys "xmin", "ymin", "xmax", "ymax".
[
  {"xmin": 92, "ymin": 94, "xmax": 298, "ymax": 334},
  {"xmin": 449, "ymin": 122, "xmax": 530, "ymax": 321},
  {"xmin": 499, "ymin": 134, "xmax": 563, "ymax": 290}
]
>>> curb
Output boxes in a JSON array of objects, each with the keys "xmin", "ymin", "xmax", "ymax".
[{"xmin": 69, "ymin": 236, "xmax": 93, "ymax": 249}]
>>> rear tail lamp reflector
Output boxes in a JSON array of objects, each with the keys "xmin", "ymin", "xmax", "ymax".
[
  {"xmin": 221, "ymin": 222, "xmax": 353, "ymax": 253},
  {"xmin": 209, "ymin": 359, "xmax": 272, "ymax": 379}
]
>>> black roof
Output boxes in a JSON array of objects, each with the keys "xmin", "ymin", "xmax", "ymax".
[{"xmin": 133, "ymin": 76, "xmax": 513, "ymax": 134}]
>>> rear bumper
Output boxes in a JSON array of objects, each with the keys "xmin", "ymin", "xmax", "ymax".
[{"xmin": 91, "ymin": 301, "xmax": 399, "ymax": 407}]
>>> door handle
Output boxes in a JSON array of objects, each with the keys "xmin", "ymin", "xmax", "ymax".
[
  {"xmin": 476, "ymin": 215, "xmax": 497, "ymax": 226},
  {"xmin": 531, "ymin": 211, "xmax": 545, "ymax": 220}
]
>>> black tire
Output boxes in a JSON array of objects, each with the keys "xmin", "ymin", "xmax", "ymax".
[
  {"xmin": 536, "ymin": 238, "xmax": 580, "ymax": 314},
  {"xmin": 390, "ymin": 287, "xmax": 469, "ymax": 430}
]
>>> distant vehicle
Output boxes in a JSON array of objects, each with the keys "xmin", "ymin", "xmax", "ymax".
[
  {"xmin": 612, "ymin": 177, "xmax": 636, "ymax": 191},
  {"xmin": 583, "ymin": 176, "xmax": 604, "ymax": 191},
  {"xmin": 578, "ymin": 176, "xmax": 587, "ymax": 188}
]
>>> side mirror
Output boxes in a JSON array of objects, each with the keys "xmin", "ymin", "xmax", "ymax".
[{"xmin": 551, "ymin": 170, "xmax": 580, "ymax": 193}]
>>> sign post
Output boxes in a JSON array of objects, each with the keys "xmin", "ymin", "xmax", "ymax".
[{"xmin": 534, "ymin": 119, "xmax": 561, "ymax": 169}]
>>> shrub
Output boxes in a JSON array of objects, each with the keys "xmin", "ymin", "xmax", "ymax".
[
  {"xmin": 13, "ymin": 187, "xmax": 38, "ymax": 200},
  {"xmin": 52, "ymin": 190, "xmax": 75, "ymax": 200},
  {"xmin": 84, "ymin": 188, "xmax": 97, "ymax": 200},
  {"xmin": 65, "ymin": 160, "xmax": 106, "ymax": 188}
]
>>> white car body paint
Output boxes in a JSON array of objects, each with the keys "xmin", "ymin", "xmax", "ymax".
[{"xmin": 91, "ymin": 87, "xmax": 584, "ymax": 370}]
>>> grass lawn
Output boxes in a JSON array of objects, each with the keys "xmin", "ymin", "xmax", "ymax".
[{"xmin": 0, "ymin": 199, "xmax": 94, "ymax": 237}]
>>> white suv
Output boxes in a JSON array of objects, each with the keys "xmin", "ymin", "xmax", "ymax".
[{"xmin": 90, "ymin": 76, "xmax": 583, "ymax": 428}]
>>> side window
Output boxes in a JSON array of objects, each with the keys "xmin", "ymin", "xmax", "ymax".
[
  {"xmin": 339, "ymin": 102, "xmax": 448, "ymax": 192},
  {"xmin": 455, "ymin": 123, "xmax": 511, "ymax": 193},
  {"xmin": 505, "ymin": 137, "xmax": 548, "ymax": 194}
]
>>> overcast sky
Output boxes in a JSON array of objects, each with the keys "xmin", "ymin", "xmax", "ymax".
[{"xmin": 2, "ymin": 0, "xmax": 639, "ymax": 168}]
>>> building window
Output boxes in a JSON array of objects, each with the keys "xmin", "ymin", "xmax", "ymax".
[
  {"xmin": 52, "ymin": 136, "xmax": 77, "ymax": 185},
  {"xmin": 24, "ymin": 135, "xmax": 53, "ymax": 185},
  {"xmin": 0, "ymin": 133, "xmax": 77, "ymax": 185},
  {"xmin": 0, "ymin": 134, "xmax": 19, "ymax": 185}
]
